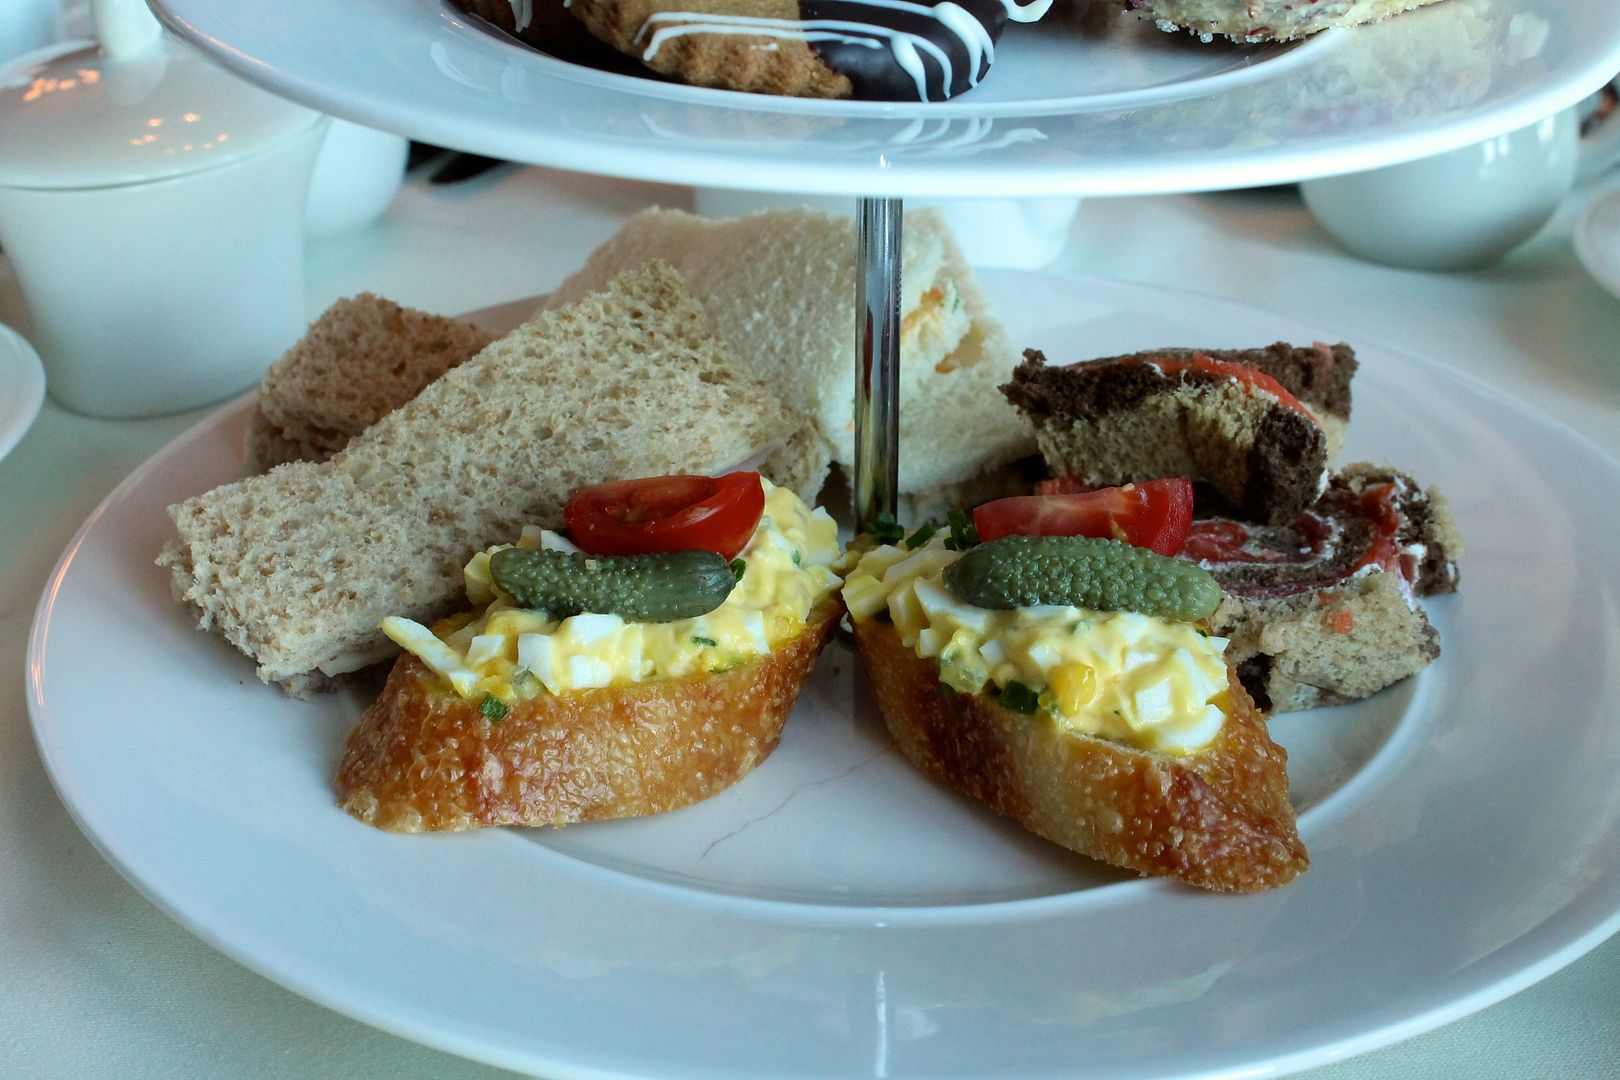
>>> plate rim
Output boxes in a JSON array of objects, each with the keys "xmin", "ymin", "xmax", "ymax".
[
  {"xmin": 147, "ymin": 0, "xmax": 1620, "ymax": 197},
  {"xmin": 0, "ymin": 322, "xmax": 45, "ymax": 462}
]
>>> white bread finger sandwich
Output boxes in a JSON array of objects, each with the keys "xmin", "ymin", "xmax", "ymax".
[
  {"xmin": 842, "ymin": 507, "xmax": 1307, "ymax": 892},
  {"xmin": 545, "ymin": 207, "xmax": 1035, "ymax": 517},
  {"xmin": 244, "ymin": 294, "xmax": 498, "ymax": 472},
  {"xmin": 339, "ymin": 475, "xmax": 845, "ymax": 832},
  {"xmin": 159, "ymin": 263, "xmax": 812, "ymax": 697}
]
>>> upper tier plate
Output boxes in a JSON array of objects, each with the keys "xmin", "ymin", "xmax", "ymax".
[{"xmin": 151, "ymin": 0, "xmax": 1620, "ymax": 197}]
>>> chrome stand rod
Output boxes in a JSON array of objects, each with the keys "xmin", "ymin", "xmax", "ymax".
[{"xmin": 853, "ymin": 196, "xmax": 903, "ymax": 530}]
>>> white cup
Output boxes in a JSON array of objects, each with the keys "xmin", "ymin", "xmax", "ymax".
[
  {"xmin": 1300, "ymin": 106, "xmax": 1620, "ymax": 271},
  {"xmin": 0, "ymin": 0, "xmax": 62, "ymax": 67},
  {"xmin": 0, "ymin": 120, "xmax": 328, "ymax": 418},
  {"xmin": 304, "ymin": 117, "xmax": 410, "ymax": 241},
  {"xmin": 692, "ymin": 188, "xmax": 1080, "ymax": 270}
]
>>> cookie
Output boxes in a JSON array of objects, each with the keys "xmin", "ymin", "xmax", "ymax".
[{"xmin": 533, "ymin": 1, "xmax": 1053, "ymax": 101}]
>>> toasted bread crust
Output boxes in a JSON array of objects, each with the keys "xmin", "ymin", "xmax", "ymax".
[
  {"xmin": 854, "ymin": 619, "xmax": 1307, "ymax": 892},
  {"xmin": 338, "ymin": 601, "xmax": 841, "ymax": 832}
]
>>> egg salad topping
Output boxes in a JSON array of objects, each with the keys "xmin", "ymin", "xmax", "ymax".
[
  {"xmin": 381, "ymin": 481, "xmax": 842, "ymax": 702},
  {"xmin": 841, "ymin": 535, "xmax": 1232, "ymax": 754}
]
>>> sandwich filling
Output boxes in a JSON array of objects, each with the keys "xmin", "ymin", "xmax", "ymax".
[
  {"xmin": 842, "ymin": 534, "xmax": 1231, "ymax": 754},
  {"xmin": 382, "ymin": 481, "xmax": 842, "ymax": 703}
]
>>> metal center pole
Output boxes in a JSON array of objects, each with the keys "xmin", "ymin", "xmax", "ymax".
[{"xmin": 854, "ymin": 196, "xmax": 903, "ymax": 531}]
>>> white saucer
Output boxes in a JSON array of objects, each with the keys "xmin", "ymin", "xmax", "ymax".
[
  {"xmin": 1574, "ymin": 185, "xmax": 1620, "ymax": 300},
  {"xmin": 0, "ymin": 322, "xmax": 43, "ymax": 462}
]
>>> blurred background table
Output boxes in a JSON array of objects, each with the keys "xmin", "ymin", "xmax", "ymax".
[{"xmin": 1, "ymin": 163, "xmax": 1617, "ymax": 1078}]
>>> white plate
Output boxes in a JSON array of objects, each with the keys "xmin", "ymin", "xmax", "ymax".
[
  {"xmin": 150, "ymin": 0, "xmax": 1620, "ymax": 197},
  {"xmin": 28, "ymin": 271, "xmax": 1620, "ymax": 1078},
  {"xmin": 0, "ymin": 322, "xmax": 44, "ymax": 462},
  {"xmin": 1575, "ymin": 185, "xmax": 1620, "ymax": 301}
]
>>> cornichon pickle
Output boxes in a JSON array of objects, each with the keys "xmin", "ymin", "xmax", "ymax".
[
  {"xmin": 942, "ymin": 535, "xmax": 1222, "ymax": 622},
  {"xmin": 488, "ymin": 547, "xmax": 737, "ymax": 622}
]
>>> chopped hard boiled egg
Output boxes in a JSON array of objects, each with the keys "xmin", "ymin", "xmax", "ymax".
[
  {"xmin": 840, "ymin": 534, "xmax": 1231, "ymax": 755},
  {"xmin": 382, "ymin": 480, "xmax": 843, "ymax": 704}
]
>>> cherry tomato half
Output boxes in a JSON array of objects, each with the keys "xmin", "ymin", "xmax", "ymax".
[
  {"xmin": 563, "ymin": 472, "xmax": 765, "ymax": 559},
  {"xmin": 972, "ymin": 478, "xmax": 1195, "ymax": 556}
]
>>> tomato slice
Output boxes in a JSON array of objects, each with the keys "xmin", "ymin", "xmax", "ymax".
[
  {"xmin": 973, "ymin": 478, "xmax": 1194, "ymax": 556},
  {"xmin": 563, "ymin": 472, "xmax": 765, "ymax": 559}
]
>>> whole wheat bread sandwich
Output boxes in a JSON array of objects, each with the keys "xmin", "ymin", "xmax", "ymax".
[
  {"xmin": 158, "ymin": 263, "xmax": 809, "ymax": 697},
  {"xmin": 544, "ymin": 207, "xmax": 1035, "ymax": 515},
  {"xmin": 1003, "ymin": 343, "xmax": 1357, "ymax": 525},
  {"xmin": 244, "ymin": 293, "xmax": 498, "ymax": 472}
]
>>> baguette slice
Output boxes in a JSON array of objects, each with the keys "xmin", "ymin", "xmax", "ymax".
[
  {"xmin": 338, "ymin": 598, "xmax": 842, "ymax": 832},
  {"xmin": 854, "ymin": 618, "xmax": 1307, "ymax": 892},
  {"xmin": 159, "ymin": 263, "xmax": 804, "ymax": 696}
]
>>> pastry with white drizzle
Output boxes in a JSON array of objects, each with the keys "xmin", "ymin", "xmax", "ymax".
[{"xmin": 459, "ymin": 0, "xmax": 1053, "ymax": 101}]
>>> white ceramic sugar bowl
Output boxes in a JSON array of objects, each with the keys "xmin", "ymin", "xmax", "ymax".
[{"xmin": 0, "ymin": 0, "xmax": 326, "ymax": 418}]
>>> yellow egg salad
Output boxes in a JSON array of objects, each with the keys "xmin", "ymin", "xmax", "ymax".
[
  {"xmin": 381, "ymin": 481, "xmax": 843, "ymax": 703},
  {"xmin": 841, "ymin": 534, "xmax": 1232, "ymax": 754}
]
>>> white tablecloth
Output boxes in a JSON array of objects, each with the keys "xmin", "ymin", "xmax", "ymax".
[{"xmin": 3, "ymin": 165, "xmax": 1617, "ymax": 1078}]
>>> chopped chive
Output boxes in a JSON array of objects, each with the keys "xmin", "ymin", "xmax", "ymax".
[
  {"xmin": 479, "ymin": 693, "xmax": 509, "ymax": 723},
  {"xmin": 692, "ymin": 635, "xmax": 719, "ymax": 648},
  {"xmin": 904, "ymin": 523, "xmax": 937, "ymax": 550},
  {"xmin": 792, "ymin": 549, "xmax": 802, "ymax": 566},
  {"xmin": 730, "ymin": 558, "xmax": 747, "ymax": 581},
  {"xmin": 944, "ymin": 509, "xmax": 979, "ymax": 551},
  {"xmin": 998, "ymin": 681, "xmax": 1040, "ymax": 715},
  {"xmin": 868, "ymin": 511, "xmax": 906, "ymax": 546}
]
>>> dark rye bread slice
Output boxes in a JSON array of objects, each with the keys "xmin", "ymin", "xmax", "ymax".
[
  {"xmin": 1187, "ymin": 463, "xmax": 1462, "ymax": 712},
  {"xmin": 1003, "ymin": 343, "xmax": 1356, "ymax": 525}
]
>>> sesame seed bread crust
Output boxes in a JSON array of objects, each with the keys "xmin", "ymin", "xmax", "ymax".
[
  {"xmin": 854, "ymin": 617, "xmax": 1308, "ymax": 892},
  {"xmin": 1126, "ymin": 0, "xmax": 1449, "ymax": 41},
  {"xmin": 337, "ymin": 598, "xmax": 841, "ymax": 832},
  {"xmin": 245, "ymin": 294, "xmax": 498, "ymax": 472},
  {"xmin": 1005, "ymin": 348, "xmax": 1333, "ymax": 525},
  {"xmin": 158, "ymin": 264, "xmax": 801, "ymax": 696}
]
